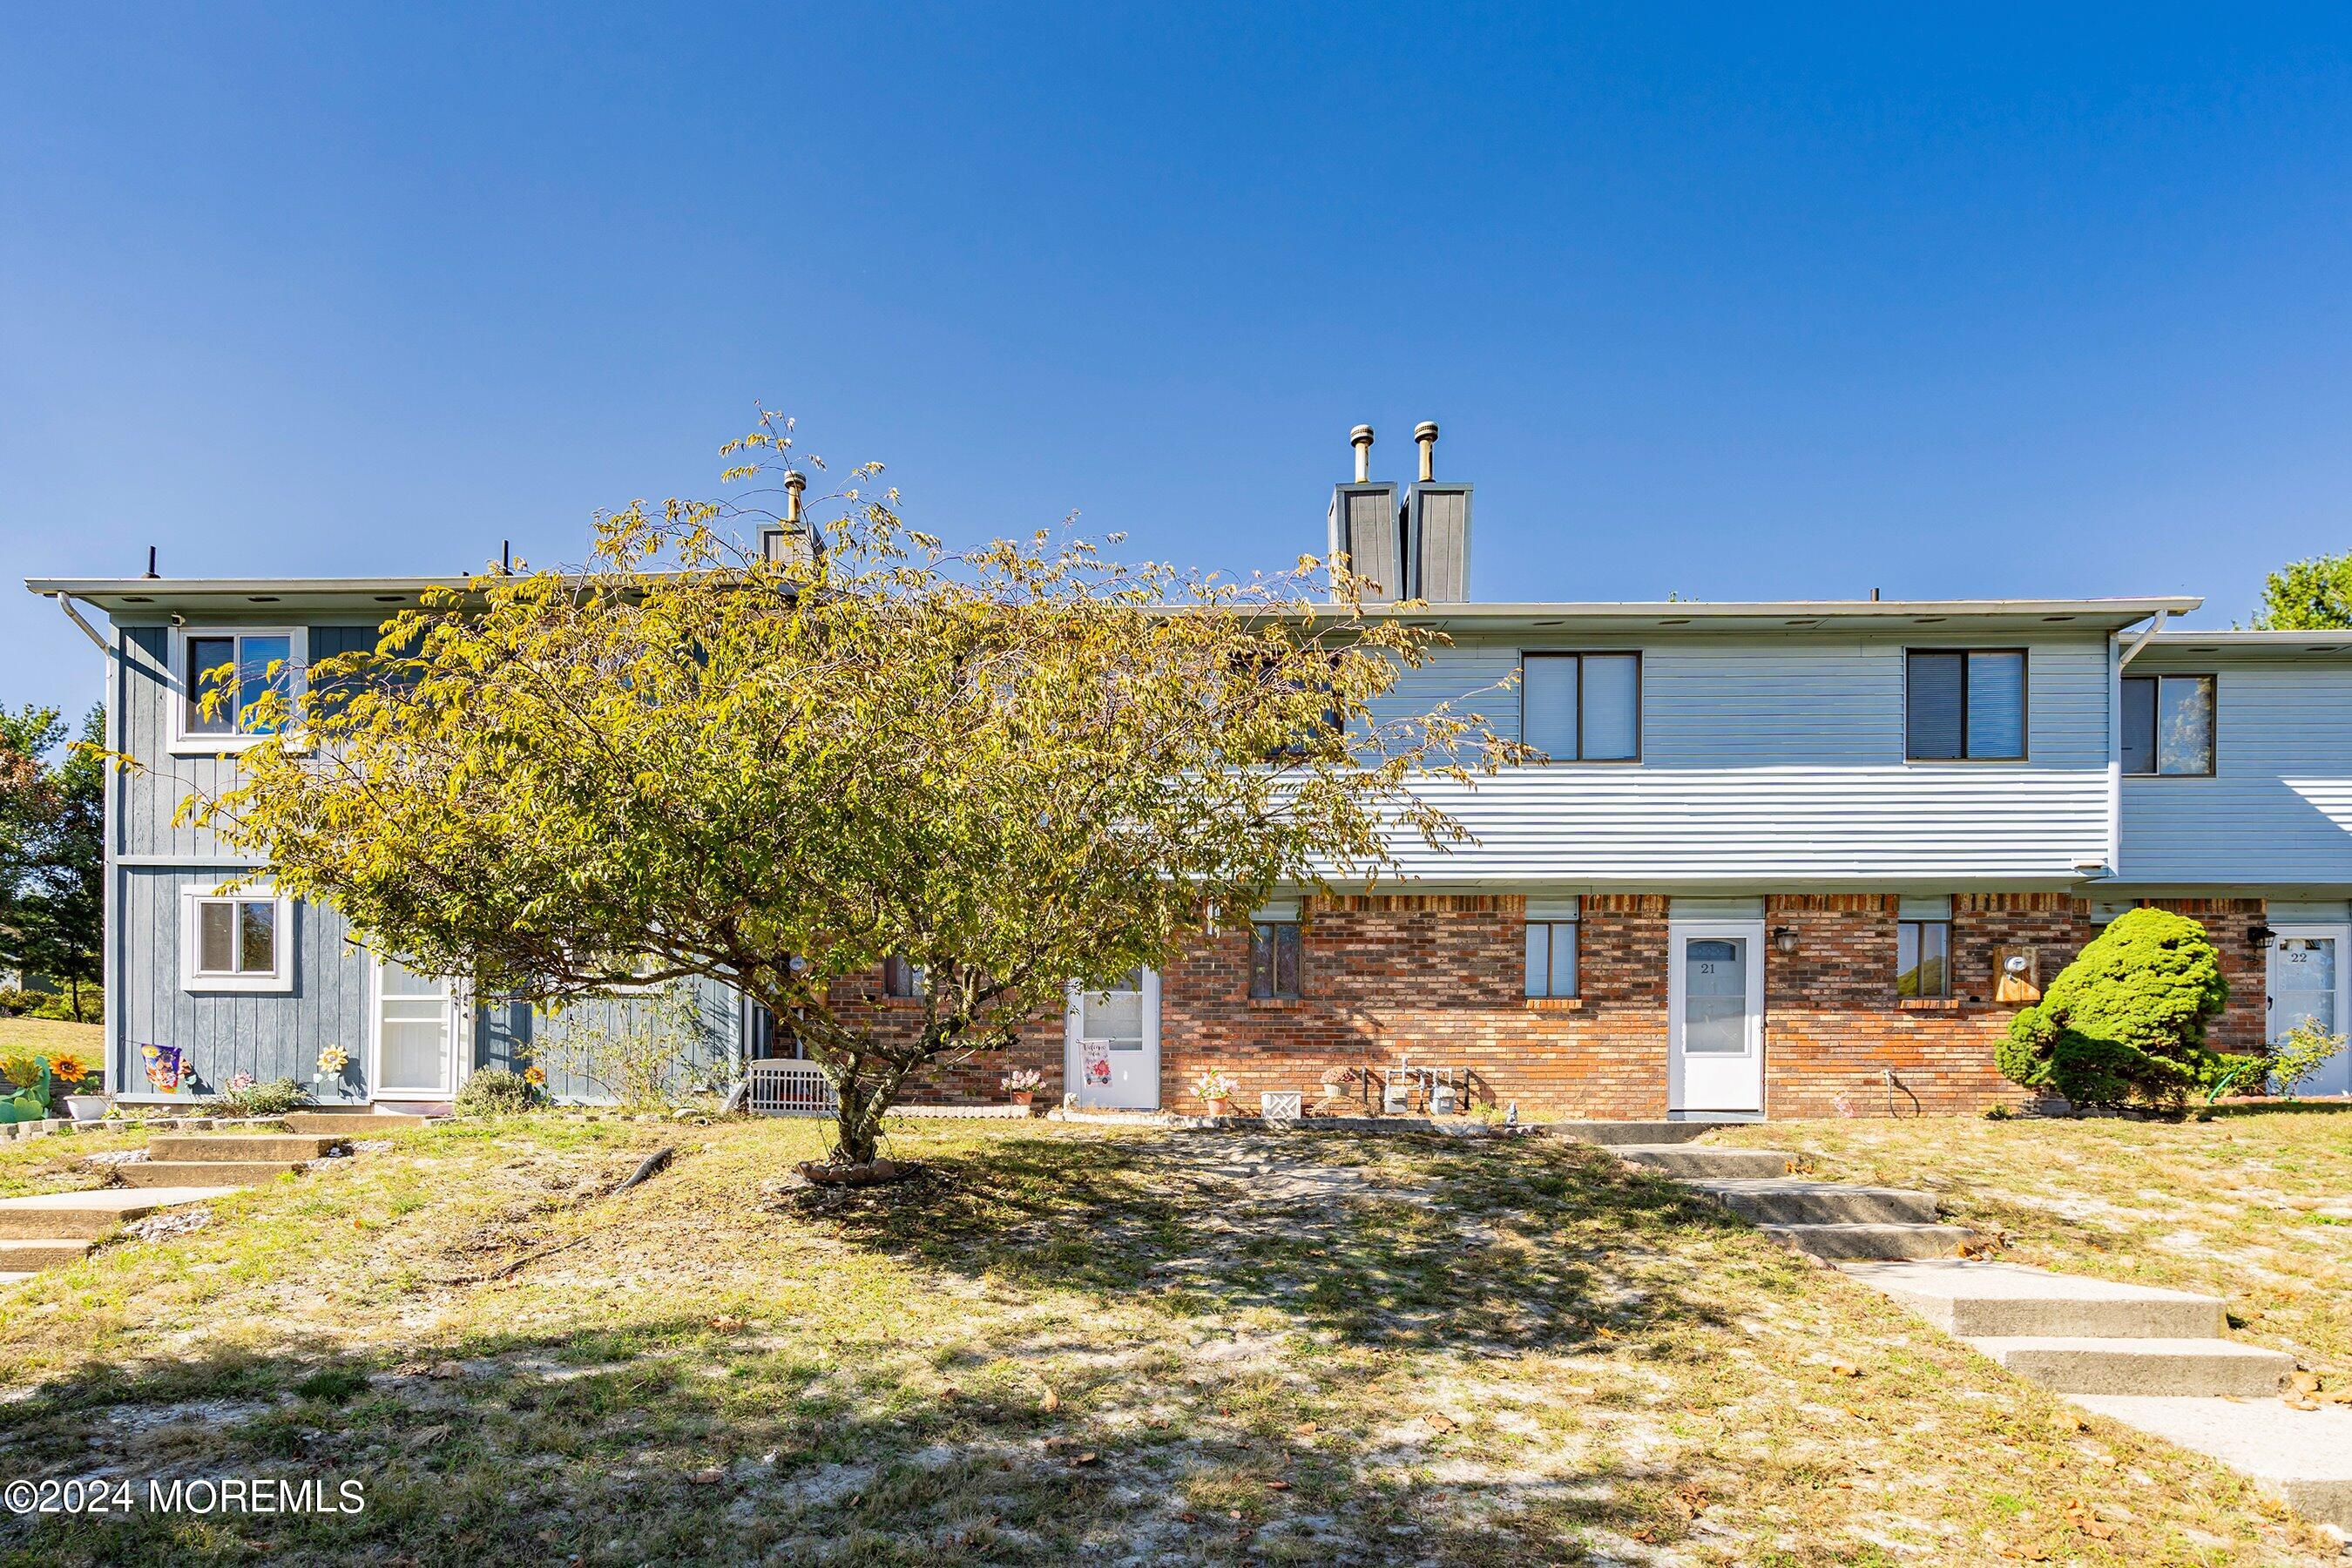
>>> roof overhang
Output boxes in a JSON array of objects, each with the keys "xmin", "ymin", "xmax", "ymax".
[
  {"xmin": 26, "ymin": 578, "xmax": 470, "ymax": 617},
  {"xmin": 1302, "ymin": 597, "xmax": 2203, "ymax": 637},
  {"xmin": 27, "ymin": 578, "xmax": 2204, "ymax": 637},
  {"xmin": 2138, "ymin": 629, "xmax": 2352, "ymax": 659}
]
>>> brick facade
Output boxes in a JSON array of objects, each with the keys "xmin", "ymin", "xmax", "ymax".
[{"xmin": 862, "ymin": 892, "xmax": 2269, "ymax": 1119}]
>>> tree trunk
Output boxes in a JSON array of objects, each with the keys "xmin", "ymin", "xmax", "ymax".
[{"xmin": 828, "ymin": 1058, "xmax": 912, "ymax": 1167}]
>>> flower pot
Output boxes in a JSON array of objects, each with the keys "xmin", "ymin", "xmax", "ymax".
[
  {"xmin": 1007, "ymin": 1091, "xmax": 1033, "ymax": 1110},
  {"xmin": 1205, "ymin": 1098, "xmax": 1230, "ymax": 1119},
  {"xmin": 61, "ymin": 1094, "xmax": 109, "ymax": 1122}
]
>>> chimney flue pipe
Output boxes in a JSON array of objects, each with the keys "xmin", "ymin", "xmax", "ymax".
[
  {"xmin": 1349, "ymin": 424, "xmax": 1375, "ymax": 483},
  {"xmin": 1414, "ymin": 421, "xmax": 1438, "ymax": 482}
]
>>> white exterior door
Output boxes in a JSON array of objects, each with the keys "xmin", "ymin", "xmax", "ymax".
[
  {"xmin": 1669, "ymin": 920, "xmax": 1766, "ymax": 1113},
  {"xmin": 2269, "ymin": 926, "xmax": 2349, "ymax": 1098},
  {"xmin": 1066, "ymin": 968, "xmax": 1161, "ymax": 1110},
  {"xmin": 372, "ymin": 956, "xmax": 467, "ymax": 1101}
]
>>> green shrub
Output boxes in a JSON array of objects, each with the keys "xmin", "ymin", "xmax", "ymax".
[
  {"xmin": 454, "ymin": 1066, "xmax": 543, "ymax": 1117},
  {"xmin": 211, "ymin": 1078, "xmax": 308, "ymax": 1118},
  {"xmin": 0, "ymin": 987, "xmax": 104, "ymax": 1023},
  {"xmin": 1998, "ymin": 908, "xmax": 2230, "ymax": 1108},
  {"xmin": 2269, "ymin": 1019, "xmax": 2348, "ymax": 1097}
]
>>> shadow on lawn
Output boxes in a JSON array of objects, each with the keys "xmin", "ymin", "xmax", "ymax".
[
  {"xmin": 0, "ymin": 1313, "xmax": 1707, "ymax": 1567},
  {"xmin": 808, "ymin": 1129, "xmax": 1756, "ymax": 1355}
]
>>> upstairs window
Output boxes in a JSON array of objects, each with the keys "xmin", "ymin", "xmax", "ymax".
[
  {"xmin": 1524, "ymin": 898, "xmax": 1580, "ymax": 998},
  {"xmin": 1521, "ymin": 652, "xmax": 1640, "ymax": 761},
  {"xmin": 1907, "ymin": 649, "xmax": 2025, "ymax": 760},
  {"xmin": 175, "ymin": 627, "xmax": 305, "ymax": 748},
  {"xmin": 1896, "ymin": 895, "xmax": 1952, "ymax": 998},
  {"xmin": 1248, "ymin": 921, "xmax": 1301, "ymax": 999},
  {"xmin": 2122, "ymin": 673, "xmax": 2215, "ymax": 776}
]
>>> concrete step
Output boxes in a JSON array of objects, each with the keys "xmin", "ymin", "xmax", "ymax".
[
  {"xmin": 1761, "ymin": 1221, "xmax": 1975, "ymax": 1260},
  {"xmin": 0, "ymin": 1187, "xmax": 238, "ymax": 1240},
  {"xmin": 115, "ymin": 1160, "xmax": 304, "ymax": 1187},
  {"xmin": 278, "ymin": 1112, "xmax": 442, "ymax": 1136},
  {"xmin": 1545, "ymin": 1120, "xmax": 1748, "ymax": 1146},
  {"xmin": 0, "ymin": 1237, "xmax": 94, "ymax": 1270},
  {"xmin": 145, "ymin": 1134, "xmax": 343, "ymax": 1162},
  {"xmin": 1616, "ymin": 1145, "xmax": 1794, "ymax": 1179},
  {"xmin": 1689, "ymin": 1179, "xmax": 1943, "ymax": 1227},
  {"xmin": 1842, "ymin": 1260, "xmax": 2229, "ymax": 1340},
  {"xmin": 2078, "ymin": 1396, "xmax": 2352, "ymax": 1531},
  {"xmin": 1970, "ymin": 1336, "xmax": 2295, "ymax": 1397}
]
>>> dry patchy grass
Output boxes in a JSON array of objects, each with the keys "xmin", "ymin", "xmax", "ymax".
[
  {"xmin": 0, "ymin": 1115, "xmax": 2335, "ymax": 1565},
  {"xmin": 0, "ymin": 1018, "xmax": 101, "ymax": 1058}
]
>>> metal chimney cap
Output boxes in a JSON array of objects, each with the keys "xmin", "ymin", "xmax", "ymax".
[
  {"xmin": 1348, "ymin": 424, "xmax": 1375, "ymax": 483},
  {"xmin": 1413, "ymin": 421, "xmax": 1439, "ymax": 442},
  {"xmin": 1413, "ymin": 421, "xmax": 1439, "ymax": 482},
  {"xmin": 1349, "ymin": 423, "xmax": 1375, "ymax": 445}
]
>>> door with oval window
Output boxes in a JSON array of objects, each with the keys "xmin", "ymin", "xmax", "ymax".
[{"xmin": 1668, "ymin": 922, "xmax": 1765, "ymax": 1113}]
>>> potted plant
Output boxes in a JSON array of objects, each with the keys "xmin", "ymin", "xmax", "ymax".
[
  {"xmin": 1195, "ymin": 1067, "xmax": 1236, "ymax": 1119},
  {"xmin": 48, "ymin": 1052, "xmax": 105, "ymax": 1122},
  {"xmin": 1001, "ymin": 1066, "xmax": 1043, "ymax": 1111}
]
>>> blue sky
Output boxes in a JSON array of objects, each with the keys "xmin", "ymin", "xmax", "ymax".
[{"xmin": 6, "ymin": 5, "xmax": 2352, "ymax": 720}]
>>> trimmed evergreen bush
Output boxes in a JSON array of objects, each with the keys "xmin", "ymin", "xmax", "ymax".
[
  {"xmin": 454, "ymin": 1065, "xmax": 542, "ymax": 1117},
  {"xmin": 1997, "ymin": 907, "xmax": 2230, "ymax": 1108}
]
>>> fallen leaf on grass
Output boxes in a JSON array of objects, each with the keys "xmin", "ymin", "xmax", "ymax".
[
  {"xmin": 1293, "ymin": 1421, "xmax": 1318, "ymax": 1436},
  {"xmin": 1425, "ymin": 1413, "xmax": 1457, "ymax": 1433},
  {"xmin": 402, "ymin": 1424, "xmax": 450, "ymax": 1451},
  {"xmin": 1040, "ymin": 1388, "xmax": 1060, "ymax": 1413},
  {"xmin": 707, "ymin": 1315, "xmax": 746, "ymax": 1332},
  {"xmin": 1266, "ymin": 1479, "xmax": 1290, "ymax": 1491},
  {"xmin": 687, "ymin": 1467, "xmax": 725, "ymax": 1484},
  {"xmin": 1068, "ymin": 1451, "xmax": 1098, "ymax": 1467},
  {"xmin": 1828, "ymin": 1362, "xmax": 1862, "ymax": 1378}
]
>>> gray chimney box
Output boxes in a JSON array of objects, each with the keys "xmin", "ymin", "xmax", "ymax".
[
  {"xmin": 1403, "ymin": 481, "xmax": 1472, "ymax": 602},
  {"xmin": 1328, "ymin": 481, "xmax": 1403, "ymax": 602}
]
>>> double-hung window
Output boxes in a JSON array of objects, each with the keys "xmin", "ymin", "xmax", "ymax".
[
  {"xmin": 1896, "ymin": 896, "xmax": 1952, "ymax": 999},
  {"xmin": 181, "ymin": 889, "xmax": 294, "ymax": 993},
  {"xmin": 2122, "ymin": 673, "xmax": 2215, "ymax": 776},
  {"xmin": 1249, "ymin": 921, "xmax": 1302, "ymax": 1000},
  {"xmin": 1524, "ymin": 898, "xmax": 1580, "ymax": 999},
  {"xmin": 174, "ymin": 627, "xmax": 306, "ymax": 751},
  {"xmin": 882, "ymin": 956, "xmax": 926, "ymax": 998},
  {"xmin": 1520, "ymin": 652, "xmax": 1640, "ymax": 761},
  {"xmin": 1906, "ymin": 649, "xmax": 2026, "ymax": 760}
]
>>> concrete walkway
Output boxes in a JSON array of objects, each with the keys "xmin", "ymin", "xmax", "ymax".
[{"xmin": 1599, "ymin": 1135, "xmax": 2347, "ymax": 1532}]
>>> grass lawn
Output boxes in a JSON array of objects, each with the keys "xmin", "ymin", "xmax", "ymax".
[
  {"xmin": 0, "ymin": 1116, "xmax": 2337, "ymax": 1565},
  {"xmin": 0, "ymin": 1017, "xmax": 100, "ymax": 1059}
]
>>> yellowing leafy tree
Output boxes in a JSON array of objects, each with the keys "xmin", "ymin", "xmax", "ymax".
[
  {"xmin": 185, "ymin": 420, "xmax": 1515, "ymax": 1165},
  {"xmin": 2253, "ymin": 550, "xmax": 2352, "ymax": 630}
]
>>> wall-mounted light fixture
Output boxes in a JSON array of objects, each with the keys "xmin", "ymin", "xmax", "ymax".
[
  {"xmin": 1773, "ymin": 926, "xmax": 1798, "ymax": 955},
  {"xmin": 2249, "ymin": 924, "xmax": 2276, "ymax": 950}
]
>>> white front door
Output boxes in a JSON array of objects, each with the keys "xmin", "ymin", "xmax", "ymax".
[
  {"xmin": 372, "ymin": 956, "xmax": 467, "ymax": 1100},
  {"xmin": 2269, "ymin": 926, "xmax": 2349, "ymax": 1098},
  {"xmin": 1066, "ymin": 968, "xmax": 1161, "ymax": 1110},
  {"xmin": 1669, "ymin": 920, "xmax": 1766, "ymax": 1113}
]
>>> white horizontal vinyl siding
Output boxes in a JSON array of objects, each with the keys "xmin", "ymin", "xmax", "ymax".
[
  {"xmin": 1368, "ymin": 633, "xmax": 2111, "ymax": 882},
  {"xmin": 2119, "ymin": 654, "xmax": 2352, "ymax": 886}
]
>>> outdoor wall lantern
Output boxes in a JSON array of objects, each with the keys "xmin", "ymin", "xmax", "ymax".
[
  {"xmin": 1772, "ymin": 926, "xmax": 1798, "ymax": 955},
  {"xmin": 2249, "ymin": 924, "xmax": 2276, "ymax": 950}
]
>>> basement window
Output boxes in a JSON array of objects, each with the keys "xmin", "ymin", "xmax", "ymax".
[
  {"xmin": 882, "ymin": 956, "xmax": 927, "ymax": 998},
  {"xmin": 1248, "ymin": 922, "xmax": 1301, "ymax": 1000},
  {"xmin": 181, "ymin": 889, "xmax": 294, "ymax": 993},
  {"xmin": 1896, "ymin": 896, "xmax": 1952, "ymax": 999},
  {"xmin": 1524, "ymin": 897, "xmax": 1581, "ymax": 998}
]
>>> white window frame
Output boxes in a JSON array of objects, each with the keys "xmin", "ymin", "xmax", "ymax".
[
  {"xmin": 167, "ymin": 625, "xmax": 308, "ymax": 754},
  {"xmin": 179, "ymin": 886, "xmax": 295, "ymax": 994}
]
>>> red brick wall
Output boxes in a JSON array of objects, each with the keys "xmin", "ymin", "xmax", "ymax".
[{"xmin": 868, "ymin": 892, "xmax": 2268, "ymax": 1119}]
